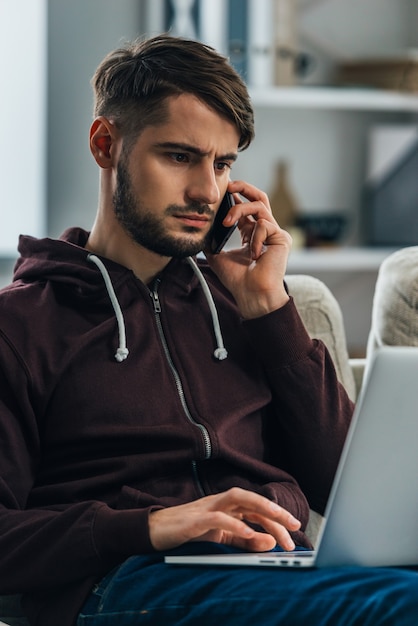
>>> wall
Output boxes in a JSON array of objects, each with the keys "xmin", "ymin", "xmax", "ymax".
[
  {"xmin": 0, "ymin": 0, "xmax": 143, "ymax": 288},
  {"xmin": 47, "ymin": 0, "xmax": 143, "ymax": 238},
  {"xmin": 0, "ymin": 0, "xmax": 47, "ymax": 285}
]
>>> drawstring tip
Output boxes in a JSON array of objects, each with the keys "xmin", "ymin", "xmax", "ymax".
[
  {"xmin": 115, "ymin": 347, "xmax": 129, "ymax": 362},
  {"xmin": 214, "ymin": 347, "xmax": 228, "ymax": 361}
]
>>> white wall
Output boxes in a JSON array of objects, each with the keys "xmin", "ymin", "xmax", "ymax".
[
  {"xmin": 0, "ymin": 0, "xmax": 47, "ymax": 254},
  {"xmin": 47, "ymin": 0, "xmax": 144, "ymax": 238},
  {"xmin": 0, "ymin": 0, "xmax": 143, "ymax": 288}
]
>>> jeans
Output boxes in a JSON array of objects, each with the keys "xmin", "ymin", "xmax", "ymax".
[{"xmin": 77, "ymin": 543, "xmax": 418, "ymax": 625}]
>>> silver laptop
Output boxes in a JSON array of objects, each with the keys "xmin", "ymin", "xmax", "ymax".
[{"xmin": 166, "ymin": 346, "xmax": 418, "ymax": 569}]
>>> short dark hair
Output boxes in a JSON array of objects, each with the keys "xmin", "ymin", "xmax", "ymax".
[{"xmin": 91, "ymin": 34, "xmax": 254, "ymax": 151}]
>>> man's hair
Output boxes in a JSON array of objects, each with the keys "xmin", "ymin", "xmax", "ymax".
[{"xmin": 91, "ymin": 34, "xmax": 254, "ymax": 151}]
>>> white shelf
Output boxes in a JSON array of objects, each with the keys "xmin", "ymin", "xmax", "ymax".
[
  {"xmin": 249, "ymin": 86, "xmax": 418, "ymax": 112},
  {"xmin": 287, "ymin": 247, "xmax": 397, "ymax": 273}
]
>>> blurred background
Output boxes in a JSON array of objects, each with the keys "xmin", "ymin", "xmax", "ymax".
[{"xmin": 1, "ymin": 0, "xmax": 418, "ymax": 355}]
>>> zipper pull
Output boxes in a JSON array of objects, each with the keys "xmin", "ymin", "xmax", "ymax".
[{"xmin": 150, "ymin": 289, "xmax": 162, "ymax": 313}]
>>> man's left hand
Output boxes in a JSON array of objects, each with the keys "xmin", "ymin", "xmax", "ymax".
[{"xmin": 206, "ymin": 180, "xmax": 291, "ymax": 319}]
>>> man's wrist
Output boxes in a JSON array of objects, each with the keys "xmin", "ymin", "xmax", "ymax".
[{"xmin": 238, "ymin": 292, "xmax": 290, "ymax": 320}]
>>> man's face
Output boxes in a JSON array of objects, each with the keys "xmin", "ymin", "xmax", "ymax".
[{"xmin": 112, "ymin": 93, "xmax": 240, "ymax": 258}]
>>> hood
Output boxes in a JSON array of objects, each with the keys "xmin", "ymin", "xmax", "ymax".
[
  {"xmin": 13, "ymin": 227, "xmax": 131, "ymax": 295},
  {"xmin": 13, "ymin": 227, "xmax": 228, "ymax": 362}
]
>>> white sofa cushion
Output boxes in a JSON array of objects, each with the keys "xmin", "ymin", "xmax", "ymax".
[{"xmin": 367, "ymin": 246, "xmax": 418, "ymax": 358}]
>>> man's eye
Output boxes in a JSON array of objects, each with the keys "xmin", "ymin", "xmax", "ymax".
[
  {"xmin": 171, "ymin": 153, "xmax": 189, "ymax": 163},
  {"xmin": 215, "ymin": 162, "xmax": 231, "ymax": 171}
]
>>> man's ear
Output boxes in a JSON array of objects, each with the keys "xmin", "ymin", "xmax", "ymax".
[{"xmin": 90, "ymin": 116, "xmax": 119, "ymax": 168}]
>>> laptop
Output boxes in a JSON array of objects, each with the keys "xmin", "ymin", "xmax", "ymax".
[{"xmin": 166, "ymin": 346, "xmax": 418, "ymax": 569}]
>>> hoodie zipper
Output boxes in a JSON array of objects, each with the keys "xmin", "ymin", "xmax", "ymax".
[{"xmin": 150, "ymin": 279, "xmax": 212, "ymax": 478}]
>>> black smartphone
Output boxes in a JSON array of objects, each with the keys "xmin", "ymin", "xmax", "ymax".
[{"xmin": 210, "ymin": 192, "xmax": 237, "ymax": 254}]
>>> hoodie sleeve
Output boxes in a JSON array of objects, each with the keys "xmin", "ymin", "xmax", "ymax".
[
  {"xmin": 0, "ymin": 347, "xmax": 158, "ymax": 594},
  {"xmin": 243, "ymin": 296, "xmax": 354, "ymax": 514}
]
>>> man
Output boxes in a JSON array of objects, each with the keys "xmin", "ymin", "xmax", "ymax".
[{"xmin": 0, "ymin": 35, "xmax": 417, "ymax": 626}]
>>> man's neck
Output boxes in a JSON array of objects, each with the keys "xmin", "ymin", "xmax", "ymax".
[{"xmin": 85, "ymin": 223, "xmax": 172, "ymax": 285}]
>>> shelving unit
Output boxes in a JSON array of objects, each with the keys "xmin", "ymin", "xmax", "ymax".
[
  {"xmin": 266, "ymin": 85, "xmax": 418, "ymax": 273},
  {"xmin": 287, "ymin": 246, "xmax": 396, "ymax": 273},
  {"xmin": 234, "ymin": 85, "xmax": 418, "ymax": 277},
  {"xmin": 239, "ymin": 81, "xmax": 418, "ymax": 354},
  {"xmin": 249, "ymin": 86, "xmax": 418, "ymax": 112},
  {"xmin": 251, "ymin": 86, "xmax": 417, "ymax": 273}
]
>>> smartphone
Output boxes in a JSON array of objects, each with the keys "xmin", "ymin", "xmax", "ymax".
[{"xmin": 210, "ymin": 192, "xmax": 238, "ymax": 254}]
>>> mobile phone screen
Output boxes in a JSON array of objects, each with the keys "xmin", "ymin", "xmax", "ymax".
[{"xmin": 210, "ymin": 192, "xmax": 237, "ymax": 254}]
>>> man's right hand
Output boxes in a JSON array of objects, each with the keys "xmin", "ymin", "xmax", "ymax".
[{"xmin": 148, "ymin": 487, "xmax": 301, "ymax": 552}]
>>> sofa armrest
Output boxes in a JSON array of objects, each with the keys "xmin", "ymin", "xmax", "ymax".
[
  {"xmin": 349, "ymin": 358, "xmax": 365, "ymax": 399},
  {"xmin": 285, "ymin": 274, "xmax": 356, "ymax": 401}
]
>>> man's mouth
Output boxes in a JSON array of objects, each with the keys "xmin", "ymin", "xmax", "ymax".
[{"xmin": 174, "ymin": 213, "xmax": 212, "ymax": 229}]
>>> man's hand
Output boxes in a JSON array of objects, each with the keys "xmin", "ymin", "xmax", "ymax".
[
  {"xmin": 206, "ymin": 180, "xmax": 291, "ymax": 320},
  {"xmin": 148, "ymin": 487, "xmax": 301, "ymax": 552}
]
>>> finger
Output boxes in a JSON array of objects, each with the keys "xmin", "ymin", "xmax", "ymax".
[
  {"xmin": 249, "ymin": 219, "xmax": 292, "ymax": 260},
  {"xmin": 228, "ymin": 530, "xmax": 278, "ymax": 553},
  {"xmin": 228, "ymin": 180, "xmax": 272, "ymax": 211},
  {"xmin": 246, "ymin": 504, "xmax": 301, "ymax": 532},
  {"xmin": 149, "ymin": 504, "xmax": 256, "ymax": 550},
  {"xmin": 223, "ymin": 202, "xmax": 273, "ymax": 229},
  {"xmin": 223, "ymin": 183, "xmax": 274, "ymax": 226},
  {"xmin": 216, "ymin": 488, "xmax": 301, "ymax": 531},
  {"xmin": 194, "ymin": 509, "xmax": 264, "ymax": 544},
  {"xmin": 243, "ymin": 513, "xmax": 298, "ymax": 551}
]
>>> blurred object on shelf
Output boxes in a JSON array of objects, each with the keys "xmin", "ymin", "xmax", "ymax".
[
  {"xmin": 337, "ymin": 51, "xmax": 418, "ymax": 93},
  {"xmin": 228, "ymin": 0, "xmax": 248, "ymax": 78},
  {"xmin": 275, "ymin": 48, "xmax": 316, "ymax": 82},
  {"xmin": 248, "ymin": 0, "xmax": 274, "ymax": 87},
  {"xmin": 364, "ymin": 124, "xmax": 418, "ymax": 247},
  {"xmin": 274, "ymin": 0, "xmax": 297, "ymax": 86},
  {"xmin": 166, "ymin": 0, "xmax": 198, "ymax": 39},
  {"xmin": 199, "ymin": 0, "xmax": 228, "ymax": 55},
  {"xmin": 366, "ymin": 125, "xmax": 418, "ymax": 186},
  {"xmin": 286, "ymin": 225, "xmax": 306, "ymax": 249},
  {"xmin": 297, "ymin": 213, "xmax": 348, "ymax": 248},
  {"xmin": 273, "ymin": 0, "xmax": 316, "ymax": 86},
  {"xmin": 270, "ymin": 160, "xmax": 300, "ymax": 228},
  {"xmin": 247, "ymin": 0, "xmax": 315, "ymax": 87}
]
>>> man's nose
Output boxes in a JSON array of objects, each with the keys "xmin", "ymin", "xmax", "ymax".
[{"xmin": 186, "ymin": 165, "xmax": 220, "ymax": 206}]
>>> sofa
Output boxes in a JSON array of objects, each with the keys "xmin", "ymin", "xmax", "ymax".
[
  {"xmin": 365, "ymin": 245, "xmax": 418, "ymax": 376},
  {"xmin": 291, "ymin": 245, "xmax": 418, "ymax": 403}
]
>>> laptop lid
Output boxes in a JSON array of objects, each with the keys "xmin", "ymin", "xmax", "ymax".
[
  {"xmin": 315, "ymin": 345, "xmax": 418, "ymax": 567},
  {"xmin": 166, "ymin": 346, "xmax": 418, "ymax": 569}
]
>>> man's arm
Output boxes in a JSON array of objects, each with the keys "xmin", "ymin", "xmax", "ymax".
[
  {"xmin": 205, "ymin": 178, "xmax": 354, "ymax": 513},
  {"xmin": 0, "ymin": 363, "xmax": 154, "ymax": 592},
  {"xmin": 244, "ymin": 302, "xmax": 354, "ymax": 514}
]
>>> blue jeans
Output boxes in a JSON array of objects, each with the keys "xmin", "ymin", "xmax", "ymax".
[{"xmin": 77, "ymin": 543, "xmax": 418, "ymax": 625}]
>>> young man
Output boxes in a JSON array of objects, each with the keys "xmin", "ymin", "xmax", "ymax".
[{"xmin": 0, "ymin": 35, "xmax": 417, "ymax": 626}]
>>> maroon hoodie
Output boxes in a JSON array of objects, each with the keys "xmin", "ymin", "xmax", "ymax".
[{"xmin": 0, "ymin": 228, "xmax": 353, "ymax": 625}]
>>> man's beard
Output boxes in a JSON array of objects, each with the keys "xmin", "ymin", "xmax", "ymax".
[{"xmin": 113, "ymin": 159, "xmax": 214, "ymax": 258}]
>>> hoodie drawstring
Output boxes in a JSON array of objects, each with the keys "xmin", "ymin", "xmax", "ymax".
[
  {"xmin": 87, "ymin": 254, "xmax": 228, "ymax": 363},
  {"xmin": 87, "ymin": 254, "xmax": 129, "ymax": 362},
  {"xmin": 186, "ymin": 257, "xmax": 228, "ymax": 361}
]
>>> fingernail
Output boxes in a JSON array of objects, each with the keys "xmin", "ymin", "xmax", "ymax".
[{"xmin": 286, "ymin": 539, "xmax": 295, "ymax": 551}]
